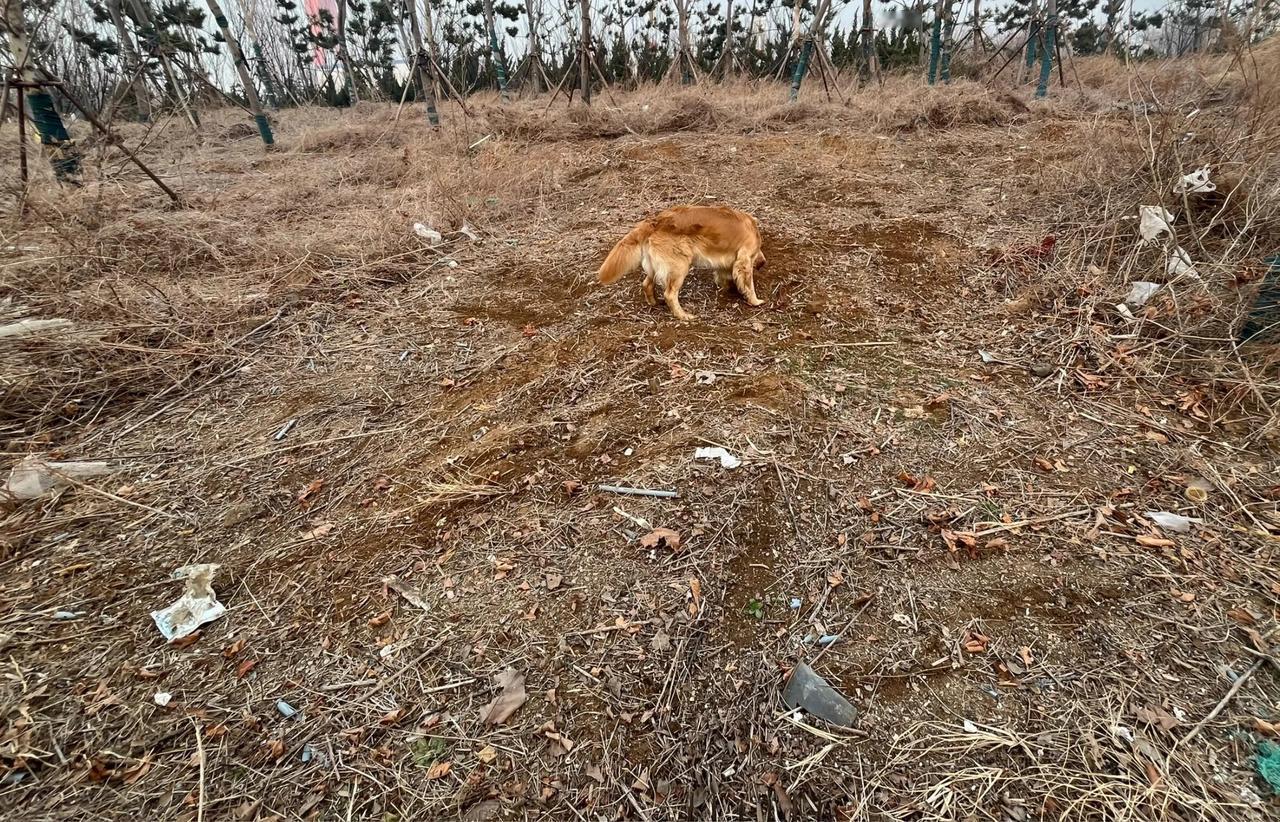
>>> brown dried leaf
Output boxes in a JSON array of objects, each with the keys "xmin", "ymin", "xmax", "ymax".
[
  {"xmin": 963, "ymin": 630, "xmax": 990, "ymax": 653},
  {"xmin": 222, "ymin": 638, "xmax": 247, "ymax": 658},
  {"xmin": 235, "ymin": 658, "xmax": 258, "ymax": 679},
  {"xmin": 170, "ymin": 631, "xmax": 202, "ymax": 648},
  {"xmin": 650, "ymin": 630, "xmax": 672, "ymax": 652},
  {"xmin": 639, "ymin": 527, "xmax": 682, "ymax": 553},
  {"xmin": 1136, "ymin": 534, "xmax": 1175, "ymax": 548},
  {"xmin": 426, "ymin": 761, "xmax": 453, "ymax": 780},
  {"xmin": 479, "ymin": 668, "xmax": 527, "ymax": 726},
  {"xmin": 476, "ymin": 745, "xmax": 498, "ymax": 764},
  {"xmin": 368, "ymin": 611, "xmax": 391, "ymax": 628},
  {"xmin": 302, "ymin": 521, "xmax": 334, "ymax": 540},
  {"xmin": 297, "ymin": 478, "xmax": 325, "ymax": 507},
  {"xmin": 380, "ymin": 707, "xmax": 406, "ymax": 725},
  {"xmin": 264, "ymin": 739, "xmax": 285, "ymax": 759},
  {"xmin": 545, "ymin": 573, "xmax": 563, "ymax": 591}
]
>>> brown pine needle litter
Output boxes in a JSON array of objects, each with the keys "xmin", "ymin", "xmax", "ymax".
[{"xmin": 4, "ymin": 52, "xmax": 1280, "ymax": 820}]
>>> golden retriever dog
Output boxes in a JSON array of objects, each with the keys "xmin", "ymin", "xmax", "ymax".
[{"xmin": 597, "ymin": 205, "xmax": 766, "ymax": 321}]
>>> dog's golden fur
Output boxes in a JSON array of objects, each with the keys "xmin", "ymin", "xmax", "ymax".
[{"xmin": 597, "ymin": 205, "xmax": 766, "ymax": 321}]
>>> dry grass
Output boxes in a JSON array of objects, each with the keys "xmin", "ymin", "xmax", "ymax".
[{"xmin": 2, "ymin": 53, "xmax": 1280, "ymax": 820}]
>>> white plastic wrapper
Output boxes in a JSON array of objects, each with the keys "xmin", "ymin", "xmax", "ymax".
[
  {"xmin": 1138, "ymin": 205, "xmax": 1174, "ymax": 242},
  {"xmin": 151, "ymin": 564, "xmax": 228, "ymax": 642},
  {"xmin": 1174, "ymin": 166, "xmax": 1216, "ymax": 194}
]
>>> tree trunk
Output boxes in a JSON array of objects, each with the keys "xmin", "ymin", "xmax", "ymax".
[
  {"xmin": 2, "ymin": 0, "xmax": 81, "ymax": 180},
  {"xmin": 234, "ymin": 0, "xmax": 282, "ymax": 108},
  {"xmin": 106, "ymin": 0, "xmax": 151, "ymax": 120},
  {"xmin": 336, "ymin": 0, "xmax": 359, "ymax": 103},
  {"xmin": 404, "ymin": 0, "xmax": 440, "ymax": 125},
  {"xmin": 204, "ymin": 0, "xmax": 273, "ymax": 144},
  {"xmin": 524, "ymin": 0, "xmax": 544, "ymax": 92},
  {"xmin": 579, "ymin": 0, "xmax": 591, "ymax": 103},
  {"xmin": 125, "ymin": 0, "xmax": 202, "ymax": 127},
  {"xmin": 789, "ymin": 0, "xmax": 831, "ymax": 100},
  {"xmin": 859, "ymin": 0, "xmax": 875, "ymax": 81},
  {"xmin": 971, "ymin": 0, "xmax": 982, "ymax": 54},
  {"xmin": 483, "ymin": 0, "xmax": 510, "ymax": 99},
  {"xmin": 928, "ymin": 0, "xmax": 944, "ymax": 82},
  {"xmin": 676, "ymin": 0, "xmax": 692, "ymax": 82}
]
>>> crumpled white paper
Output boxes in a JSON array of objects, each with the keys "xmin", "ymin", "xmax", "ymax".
[
  {"xmin": 1174, "ymin": 166, "xmax": 1216, "ymax": 194},
  {"xmin": 1138, "ymin": 205, "xmax": 1174, "ymax": 242},
  {"xmin": 694, "ymin": 446, "xmax": 741, "ymax": 469},
  {"xmin": 3, "ymin": 457, "xmax": 113, "ymax": 501}
]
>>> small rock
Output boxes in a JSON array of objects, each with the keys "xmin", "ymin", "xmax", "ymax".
[{"xmin": 1030, "ymin": 363, "xmax": 1055, "ymax": 378}]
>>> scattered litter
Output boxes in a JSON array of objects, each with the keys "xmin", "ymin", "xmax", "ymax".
[
  {"xmin": 1112, "ymin": 724, "xmax": 1135, "ymax": 743},
  {"xmin": 150, "ymin": 564, "xmax": 227, "ymax": 642},
  {"xmin": 153, "ymin": 692, "xmax": 172, "ymax": 707},
  {"xmin": 273, "ymin": 418, "xmax": 297, "ymax": 441},
  {"xmin": 623, "ymin": 447, "xmax": 634, "ymax": 456},
  {"xmin": 1138, "ymin": 205, "xmax": 1174, "ymax": 242},
  {"xmin": 694, "ymin": 446, "xmax": 741, "ymax": 470},
  {"xmin": 1116, "ymin": 303, "xmax": 1136, "ymax": 321},
  {"xmin": 276, "ymin": 699, "xmax": 299, "ymax": 719},
  {"xmin": 695, "ymin": 370, "xmax": 717, "ymax": 385},
  {"xmin": 596, "ymin": 484, "xmax": 679, "ymax": 498},
  {"xmin": 789, "ymin": 597, "xmax": 802, "ymax": 610},
  {"xmin": 1174, "ymin": 166, "xmax": 1216, "ymax": 194},
  {"xmin": 781, "ymin": 662, "xmax": 858, "ymax": 728},
  {"xmin": 1125, "ymin": 281, "xmax": 1161, "ymax": 308},
  {"xmin": 963, "ymin": 719, "xmax": 980, "ymax": 733},
  {"xmin": 1184, "ymin": 478, "xmax": 1211, "ymax": 504},
  {"xmin": 0, "ymin": 317, "xmax": 73, "ymax": 338},
  {"xmin": 817, "ymin": 634, "xmax": 840, "ymax": 647},
  {"xmin": 1257, "ymin": 741, "xmax": 1280, "ymax": 795},
  {"xmin": 383, "ymin": 576, "xmax": 431, "ymax": 612},
  {"xmin": 52, "ymin": 610, "xmax": 84, "ymax": 620},
  {"xmin": 3, "ymin": 456, "xmax": 113, "ymax": 501},
  {"xmin": 978, "ymin": 349, "xmax": 997, "ymax": 364},
  {"xmin": 1144, "ymin": 511, "xmax": 1202, "ymax": 533},
  {"xmin": 458, "ymin": 223, "xmax": 479, "ymax": 242},
  {"xmin": 1166, "ymin": 246, "xmax": 1201, "ymax": 280},
  {"xmin": 412, "ymin": 223, "xmax": 443, "ymax": 244},
  {"xmin": 301, "ymin": 744, "xmax": 316, "ymax": 763}
]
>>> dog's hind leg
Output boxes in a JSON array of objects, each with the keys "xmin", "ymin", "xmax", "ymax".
[
  {"xmin": 641, "ymin": 258, "xmax": 657, "ymax": 306},
  {"xmin": 655, "ymin": 252, "xmax": 695, "ymax": 321},
  {"xmin": 732, "ymin": 248, "xmax": 765, "ymax": 307}
]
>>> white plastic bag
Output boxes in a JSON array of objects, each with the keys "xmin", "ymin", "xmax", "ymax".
[{"xmin": 1138, "ymin": 206, "xmax": 1174, "ymax": 242}]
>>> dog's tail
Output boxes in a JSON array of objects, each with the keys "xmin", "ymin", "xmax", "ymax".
[{"xmin": 597, "ymin": 223, "xmax": 651, "ymax": 285}]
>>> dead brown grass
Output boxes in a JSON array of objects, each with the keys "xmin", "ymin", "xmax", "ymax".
[{"xmin": 2, "ymin": 57, "xmax": 1279, "ymax": 821}]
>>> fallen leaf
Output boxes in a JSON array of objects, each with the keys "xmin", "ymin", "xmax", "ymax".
[
  {"xmin": 1254, "ymin": 718, "xmax": 1278, "ymax": 736},
  {"xmin": 640, "ymin": 527, "xmax": 682, "ymax": 552},
  {"xmin": 222, "ymin": 638, "xmax": 247, "ymax": 658},
  {"xmin": 1018, "ymin": 646, "xmax": 1034, "ymax": 666},
  {"xmin": 561, "ymin": 479, "xmax": 582, "ymax": 496},
  {"xmin": 476, "ymin": 745, "xmax": 498, "ymax": 764},
  {"xmin": 170, "ymin": 631, "xmax": 201, "ymax": 648},
  {"xmin": 1033, "ymin": 456, "xmax": 1055, "ymax": 472},
  {"xmin": 264, "ymin": 739, "xmax": 285, "ymax": 759},
  {"xmin": 302, "ymin": 521, "xmax": 334, "ymax": 540},
  {"xmin": 827, "ymin": 570, "xmax": 845, "ymax": 587},
  {"xmin": 380, "ymin": 707, "xmax": 406, "ymax": 725},
  {"xmin": 235, "ymin": 659, "xmax": 257, "ymax": 679},
  {"xmin": 368, "ymin": 611, "xmax": 391, "ymax": 628},
  {"xmin": 650, "ymin": 630, "xmax": 672, "ymax": 652},
  {"xmin": 426, "ymin": 761, "xmax": 453, "ymax": 780},
  {"xmin": 689, "ymin": 578, "xmax": 702, "ymax": 607},
  {"xmin": 122, "ymin": 755, "xmax": 152, "ymax": 785},
  {"xmin": 522, "ymin": 323, "xmax": 537, "ymax": 338},
  {"xmin": 545, "ymin": 573, "xmax": 563, "ymax": 591},
  {"xmin": 1136, "ymin": 705, "xmax": 1180, "ymax": 731},
  {"xmin": 297, "ymin": 478, "xmax": 325, "ymax": 507},
  {"xmin": 585, "ymin": 764, "xmax": 605, "ymax": 783},
  {"xmin": 479, "ymin": 668, "xmax": 527, "ymax": 726},
  {"xmin": 1136, "ymin": 534, "xmax": 1175, "ymax": 548}
]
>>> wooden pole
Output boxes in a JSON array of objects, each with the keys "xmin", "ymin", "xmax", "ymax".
[
  {"xmin": 404, "ymin": 0, "xmax": 440, "ymax": 125},
  {"xmin": 106, "ymin": 0, "xmax": 152, "ymax": 120},
  {"xmin": 204, "ymin": 0, "xmax": 274, "ymax": 145},
  {"xmin": 524, "ymin": 0, "xmax": 544, "ymax": 93}
]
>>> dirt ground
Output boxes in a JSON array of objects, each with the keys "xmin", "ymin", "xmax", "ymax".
[{"xmin": 2, "ymin": 73, "xmax": 1280, "ymax": 820}]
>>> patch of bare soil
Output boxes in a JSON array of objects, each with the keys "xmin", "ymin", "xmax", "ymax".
[{"xmin": 2, "ymin": 82, "xmax": 1279, "ymax": 821}]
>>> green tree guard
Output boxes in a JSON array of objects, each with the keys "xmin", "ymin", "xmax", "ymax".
[
  {"xmin": 3, "ymin": 0, "xmax": 81, "ymax": 180},
  {"xmin": 1025, "ymin": 21, "xmax": 1040, "ymax": 67},
  {"xmin": 483, "ymin": 0, "xmax": 511, "ymax": 101},
  {"xmin": 940, "ymin": 5, "xmax": 956, "ymax": 82},
  {"xmin": 1035, "ymin": 0, "xmax": 1056, "ymax": 98},
  {"xmin": 788, "ymin": 36, "xmax": 814, "ymax": 101}
]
